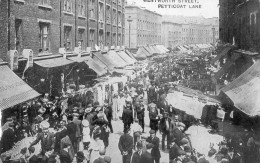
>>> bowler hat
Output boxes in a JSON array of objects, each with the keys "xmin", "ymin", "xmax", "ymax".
[
  {"xmin": 149, "ymin": 129, "xmax": 155, "ymax": 134},
  {"xmin": 180, "ymin": 138, "xmax": 189, "ymax": 145},
  {"xmin": 146, "ymin": 143, "xmax": 154, "ymax": 149},
  {"xmin": 76, "ymin": 151, "xmax": 85, "ymax": 160}
]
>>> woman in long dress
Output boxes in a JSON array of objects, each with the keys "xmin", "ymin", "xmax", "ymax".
[
  {"xmin": 118, "ymin": 92, "xmax": 126, "ymax": 119},
  {"xmin": 112, "ymin": 93, "xmax": 119, "ymax": 121},
  {"xmin": 88, "ymin": 126, "xmax": 105, "ymax": 163}
]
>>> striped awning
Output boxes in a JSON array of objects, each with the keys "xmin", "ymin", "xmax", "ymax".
[{"xmin": 0, "ymin": 65, "xmax": 40, "ymax": 110}]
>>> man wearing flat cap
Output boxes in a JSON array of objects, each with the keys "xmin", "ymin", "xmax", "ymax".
[
  {"xmin": 135, "ymin": 101, "xmax": 145, "ymax": 133},
  {"xmin": 169, "ymin": 136, "xmax": 184, "ymax": 163},
  {"xmin": 122, "ymin": 102, "xmax": 134, "ymax": 132},
  {"xmin": 118, "ymin": 127, "xmax": 134, "ymax": 163},
  {"xmin": 148, "ymin": 103, "xmax": 160, "ymax": 134},
  {"xmin": 172, "ymin": 123, "xmax": 185, "ymax": 146},
  {"xmin": 131, "ymin": 141, "xmax": 143, "ymax": 163},
  {"xmin": 138, "ymin": 143, "xmax": 154, "ymax": 163},
  {"xmin": 146, "ymin": 129, "xmax": 161, "ymax": 163},
  {"xmin": 72, "ymin": 109, "xmax": 83, "ymax": 153},
  {"xmin": 159, "ymin": 111, "xmax": 175, "ymax": 151}
]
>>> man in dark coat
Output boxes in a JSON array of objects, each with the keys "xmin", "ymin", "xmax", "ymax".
[
  {"xmin": 131, "ymin": 141, "xmax": 143, "ymax": 163},
  {"xmin": 0, "ymin": 122, "xmax": 15, "ymax": 153},
  {"xmin": 148, "ymin": 103, "xmax": 160, "ymax": 133},
  {"xmin": 72, "ymin": 111, "xmax": 83, "ymax": 153},
  {"xmin": 136, "ymin": 103, "xmax": 145, "ymax": 133},
  {"xmin": 66, "ymin": 115, "xmax": 77, "ymax": 151},
  {"xmin": 118, "ymin": 127, "xmax": 134, "ymax": 163},
  {"xmin": 169, "ymin": 137, "xmax": 185, "ymax": 162},
  {"xmin": 148, "ymin": 83, "xmax": 157, "ymax": 104},
  {"xmin": 122, "ymin": 102, "xmax": 133, "ymax": 131},
  {"xmin": 146, "ymin": 130, "xmax": 161, "ymax": 163},
  {"xmin": 29, "ymin": 121, "xmax": 55, "ymax": 163},
  {"xmin": 159, "ymin": 112, "xmax": 175, "ymax": 150},
  {"xmin": 54, "ymin": 120, "xmax": 67, "ymax": 153},
  {"xmin": 172, "ymin": 123, "xmax": 185, "ymax": 146},
  {"xmin": 140, "ymin": 143, "xmax": 154, "ymax": 163},
  {"xmin": 104, "ymin": 103, "xmax": 113, "ymax": 133},
  {"xmin": 59, "ymin": 142, "xmax": 74, "ymax": 163}
]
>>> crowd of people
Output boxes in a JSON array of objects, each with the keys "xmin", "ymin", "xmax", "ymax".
[{"xmin": 1, "ymin": 55, "xmax": 260, "ymax": 163}]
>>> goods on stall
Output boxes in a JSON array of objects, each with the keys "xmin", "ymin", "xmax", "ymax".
[{"xmin": 2, "ymin": 137, "xmax": 41, "ymax": 161}]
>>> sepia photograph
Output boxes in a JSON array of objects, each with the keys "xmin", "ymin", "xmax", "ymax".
[{"xmin": 0, "ymin": 0, "xmax": 259, "ymax": 162}]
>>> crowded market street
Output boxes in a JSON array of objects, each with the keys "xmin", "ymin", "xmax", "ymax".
[{"xmin": 1, "ymin": 43, "xmax": 260, "ymax": 163}]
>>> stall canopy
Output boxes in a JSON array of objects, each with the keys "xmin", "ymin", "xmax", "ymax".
[
  {"xmin": 158, "ymin": 45, "xmax": 169, "ymax": 52},
  {"xmin": 143, "ymin": 46, "xmax": 154, "ymax": 56},
  {"xmin": 221, "ymin": 60, "xmax": 260, "ymax": 116},
  {"xmin": 85, "ymin": 57, "xmax": 107, "ymax": 76},
  {"xmin": 125, "ymin": 49, "xmax": 137, "ymax": 60},
  {"xmin": 68, "ymin": 56, "xmax": 107, "ymax": 76},
  {"xmin": 0, "ymin": 65, "xmax": 40, "ymax": 110},
  {"xmin": 211, "ymin": 47, "xmax": 232, "ymax": 65},
  {"xmin": 135, "ymin": 47, "xmax": 149, "ymax": 59},
  {"xmin": 34, "ymin": 57, "xmax": 75, "ymax": 68},
  {"xmin": 117, "ymin": 51, "xmax": 135, "ymax": 65},
  {"xmin": 150, "ymin": 45, "xmax": 161, "ymax": 54},
  {"xmin": 108, "ymin": 50, "xmax": 128, "ymax": 67},
  {"xmin": 92, "ymin": 54, "xmax": 110, "ymax": 70},
  {"xmin": 93, "ymin": 51, "xmax": 115, "ymax": 69},
  {"xmin": 155, "ymin": 45, "xmax": 166, "ymax": 53}
]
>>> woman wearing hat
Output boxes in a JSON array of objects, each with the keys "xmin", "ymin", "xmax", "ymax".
[
  {"xmin": 89, "ymin": 126, "xmax": 105, "ymax": 163},
  {"xmin": 112, "ymin": 93, "xmax": 119, "ymax": 121},
  {"xmin": 82, "ymin": 120, "xmax": 91, "ymax": 150}
]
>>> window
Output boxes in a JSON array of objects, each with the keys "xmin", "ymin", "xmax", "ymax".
[
  {"xmin": 99, "ymin": 31, "xmax": 104, "ymax": 48},
  {"xmin": 78, "ymin": 0, "xmax": 85, "ymax": 16},
  {"xmin": 64, "ymin": 26, "xmax": 72, "ymax": 51},
  {"xmin": 64, "ymin": 0, "xmax": 73, "ymax": 13},
  {"xmin": 106, "ymin": 32, "xmax": 110, "ymax": 46},
  {"xmin": 40, "ymin": 23, "xmax": 50, "ymax": 52},
  {"xmin": 106, "ymin": 5, "xmax": 111, "ymax": 24},
  {"xmin": 122, "ymin": 34, "xmax": 124, "ymax": 46},
  {"xmin": 113, "ymin": 33, "xmax": 116, "ymax": 46},
  {"xmin": 113, "ymin": 9, "xmax": 116, "ymax": 25},
  {"xmin": 89, "ymin": 29, "xmax": 95, "ymax": 49},
  {"xmin": 118, "ymin": 34, "xmax": 121, "ymax": 46},
  {"xmin": 118, "ymin": 11, "xmax": 121, "ymax": 26},
  {"xmin": 40, "ymin": 0, "xmax": 51, "ymax": 6},
  {"xmin": 99, "ymin": 2, "xmax": 104, "ymax": 21},
  {"xmin": 78, "ymin": 29, "xmax": 85, "ymax": 50},
  {"xmin": 89, "ymin": 0, "xmax": 95, "ymax": 19},
  {"xmin": 15, "ymin": 19, "xmax": 22, "ymax": 53}
]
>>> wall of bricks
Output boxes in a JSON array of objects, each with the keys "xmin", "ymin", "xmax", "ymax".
[{"xmin": 0, "ymin": 0, "xmax": 125, "ymax": 60}]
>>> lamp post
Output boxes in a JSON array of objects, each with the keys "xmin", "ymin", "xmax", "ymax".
[{"xmin": 127, "ymin": 16, "xmax": 133, "ymax": 48}]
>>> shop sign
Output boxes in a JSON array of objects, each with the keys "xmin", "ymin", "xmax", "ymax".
[
  {"xmin": 22, "ymin": 49, "xmax": 33, "ymax": 67},
  {"xmin": 7, "ymin": 50, "xmax": 19, "ymax": 70}
]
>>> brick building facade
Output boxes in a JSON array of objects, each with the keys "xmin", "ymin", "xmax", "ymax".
[
  {"xmin": 0, "ymin": 0, "xmax": 125, "ymax": 61},
  {"xmin": 219, "ymin": 0, "xmax": 260, "ymax": 50},
  {"xmin": 161, "ymin": 16, "xmax": 219, "ymax": 49},
  {"xmin": 125, "ymin": 5, "xmax": 162, "ymax": 48}
]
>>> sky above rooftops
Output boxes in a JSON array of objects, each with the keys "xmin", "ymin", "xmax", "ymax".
[{"xmin": 126, "ymin": 0, "xmax": 219, "ymax": 18}]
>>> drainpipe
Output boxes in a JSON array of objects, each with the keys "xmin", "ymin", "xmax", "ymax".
[
  {"xmin": 60, "ymin": 0, "xmax": 62, "ymax": 47},
  {"xmin": 7, "ymin": 0, "xmax": 11, "ymax": 51},
  {"xmin": 75, "ymin": 0, "xmax": 77, "ymax": 47}
]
